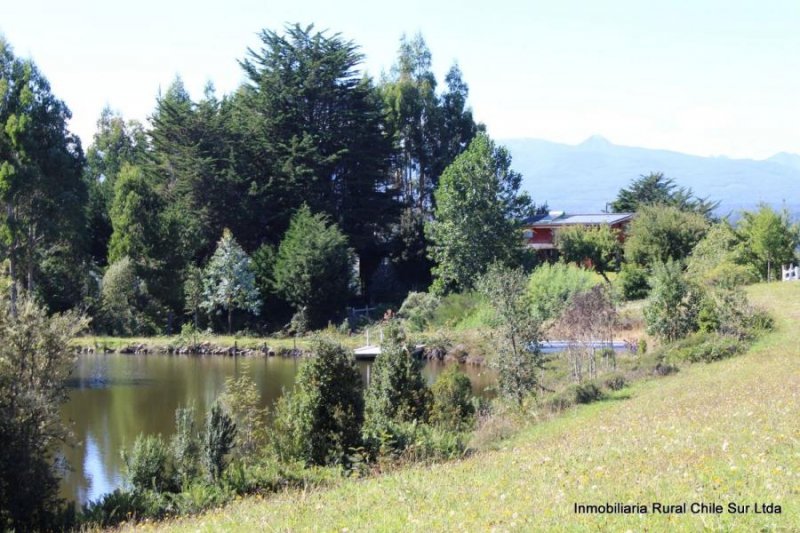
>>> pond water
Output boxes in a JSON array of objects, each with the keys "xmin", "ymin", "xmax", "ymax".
[{"xmin": 59, "ymin": 353, "xmax": 496, "ymax": 507}]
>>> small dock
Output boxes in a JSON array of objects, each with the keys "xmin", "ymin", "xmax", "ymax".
[{"xmin": 354, "ymin": 345, "xmax": 381, "ymax": 359}]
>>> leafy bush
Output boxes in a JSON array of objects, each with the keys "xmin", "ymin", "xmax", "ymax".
[
  {"xmin": 0, "ymin": 296, "xmax": 88, "ymax": 531},
  {"xmin": 664, "ymin": 332, "xmax": 745, "ymax": 364},
  {"xmin": 547, "ymin": 381, "xmax": 604, "ymax": 411},
  {"xmin": 100, "ymin": 257, "xmax": 161, "ymax": 335},
  {"xmin": 364, "ymin": 420, "xmax": 467, "ymax": 464},
  {"xmin": 273, "ymin": 205, "xmax": 356, "ymax": 328},
  {"xmin": 527, "ymin": 262, "xmax": 599, "ymax": 322},
  {"xmin": 80, "ymin": 488, "xmax": 164, "ymax": 528},
  {"xmin": 398, "ymin": 291, "xmax": 440, "ymax": 331},
  {"xmin": 123, "ymin": 434, "xmax": 174, "ymax": 493},
  {"xmin": 364, "ymin": 322, "xmax": 431, "ymax": 434},
  {"xmin": 618, "ymin": 263, "xmax": 650, "ymax": 300},
  {"xmin": 644, "ymin": 259, "xmax": 701, "ymax": 342},
  {"xmin": 637, "ymin": 338, "xmax": 648, "ymax": 355},
  {"xmin": 272, "ymin": 338, "xmax": 364, "ymax": 466},
  {"xmin": 574, "ymin": 382, "xmax": 604, "ymax": 404},
  {"xmin": 430, "ymin": 291, "xmax": 485, "ymax": 329},
  {"xmin": 603, "ymin": 373, "xmax": 627, "ymax": 391},
  {"xmin": 480, "ymin": 264, "xmax": 544, "ymax": 405},
  {"xmin": 430, "ymin": 366, "xmax": 475, "ymax": 431}
]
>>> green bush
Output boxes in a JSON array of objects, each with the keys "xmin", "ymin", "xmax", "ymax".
[
  {"xmin": 618, "ymin": 263, "xmax": 650, "ymax": 300},
  {"xmin": 665, "ymin": 333, "xmax": 745, "ymax": 364},
  {"xmin": 574, "ymin": 381, "xmax": 604, "ymax": 404},
  {"xmin": 637, "ymin": 338, "xmax": 648, "ymax": 355},
  {"xmin": 364, "ymin": 420, "xmax": 467, "ymax": 463},
  {"xmin": 364, "ymin": 322, "xmax": 431, "ymax": 435},
  {"xmin": 644, "ymin": 259, "xmax": 701, "ymax": 342},
  {"xmin": 123, "ymin": 434, "xmax": 175, "ymax": 493},
  {"xmin": 527, "ymin": 262, "xmax": 599, "ymax": 322},
  {"xmin": 80, "ymin": 488, "xmax": 165, "ymax": 528},
  {"xmin": 547, "ymin": 381, "xmax": 604, "ymax": 411},
  {"xmin": 430, "ymin": 366, "xmax": 475, "ymax": 431},
  {"xmin": 171, "ymin": 405, "xmax": 201, "ymax": 486},
  {"xmin": 272, "ymin": 338, "xmax": 364, "ymax": 466},
  {"xmin": 430, "ymin": 291, "xmax": 485, "ymax": 328},
  {"xmin": 603, "ymin": 373, "xmax": 627, "ymax": 391},
  {"xmin": 398, "ymin": 291, "xmax": 440, "ymax": 331}
]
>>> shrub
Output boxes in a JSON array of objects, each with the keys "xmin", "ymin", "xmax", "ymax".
[
  {"xmin": 618, "ymin": 263, "xmax": 650, "ymax": 300},
  {"xmin": 80, "ymin": 489, "xmax": 163, "ymax": 528},
  {"xmin": 603, "ymin": 373, "xmax": 627, "ymax": 391},
  {"xmin": 574, "ymin": 381, "xmax": 604, "ymax": 404},
  {"xmin": 430, "ymin": 366, "xmax": 475, "ymax": 431},
  {"xmin": 123, "ymin": 434, "xmax": 174, "ymax": 493},
  {"xmin": 100, "ymin": 257, "xmax": 161, "ymax": 335},
  {"xmin": 644, "ymin": 259, "xmax": 701, "ymax": 342},
  {"xmin": 398, "ymin": 291, "xmax": 440, "ymax": 331},
  {"xmin": 202, "ymin": 403, "xmax": 237, "ymax": 483},
  {"xmin": 273, "ymin": 205, "xmax": 356, "ymax": 328},
  {"xmin": 272, "ymin": 338, "xmax": 364, "ymax": 466},
  {"xmin": 364, "ymin": 322, "xmax": 431, "ymax": 434},
  {"xmin": 637, "ymin": 338, "xmax": 648, "ymax": 355},
  {"xmin": 0, "ymin": 296, "xmax": 88, "ymax": 531},
  {"xmin": 547, "ymin": 381, "xmax": 604, "ymax": 411},
  {"xmin": 527, "ymin": 262, "xmax": 599, "ymax": 322},
  {"xmin": 430, "ymin": 291, "xmax": 485, "ymax": 329},
  {"xmin": 171, "ymin": 405, "xmax": 201, "ymax": 486},
  {"xmin": 665, "ymin": 333, "xmax": 745, "ymax": 364},
  {"xmin": 220, "ymin": 370, "xmax": 267, "ymax": 462}
]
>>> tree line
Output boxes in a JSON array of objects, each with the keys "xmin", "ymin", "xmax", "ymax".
[{"xmin": 2, "ymin": 25, "xmax": 533, "ymax": 334}]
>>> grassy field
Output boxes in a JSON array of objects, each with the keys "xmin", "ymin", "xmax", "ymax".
[{"xmin": 128, "ymin": 282, "xmax": 799, "ymax": 532}]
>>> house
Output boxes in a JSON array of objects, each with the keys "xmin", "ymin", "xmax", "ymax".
[{"xmin": 522, "ymin": 211, "xmax": 635, "ymax": 257}]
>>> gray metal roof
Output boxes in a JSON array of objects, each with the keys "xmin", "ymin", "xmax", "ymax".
[{"xmin": 525, "ymin": 212, "xmax": 634, "ymax": 226}]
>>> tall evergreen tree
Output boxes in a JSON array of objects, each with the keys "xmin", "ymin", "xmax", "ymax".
[
  {"xmin": 272, "ymin": 205, "xmax": 355, "ymax": 328},
  {"xmin": 238, "ymin": 24, "xmax": 397, "ymax": 290},
  {"xmin": 611, "ymin": 172, "xmax": 718, "ymax": 218}
]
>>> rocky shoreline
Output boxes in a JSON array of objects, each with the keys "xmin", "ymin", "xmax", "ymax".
[
  {"xmin": 76, "ymin": 340, "xmax": 488, "ymax": 365},
  {"xmin": 76, "ymin": 341, "xmax": 308, "ymax": 358}
]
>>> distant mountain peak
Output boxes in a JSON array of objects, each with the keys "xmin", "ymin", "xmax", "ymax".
[{"xmin": 579, "ymin": 135, "xmax": 613, "ymax": 150}]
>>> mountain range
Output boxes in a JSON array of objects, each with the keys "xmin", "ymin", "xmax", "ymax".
[{"xmin": 502, "ymin": 136, "xmax": 800, "ymax": 218}]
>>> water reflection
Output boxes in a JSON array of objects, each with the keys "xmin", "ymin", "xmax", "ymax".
[{"xmin": 60, "ymin": 353, "xmax": 495, "ymax": 506}]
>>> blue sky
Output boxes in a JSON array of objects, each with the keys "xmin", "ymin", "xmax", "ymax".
[{"xmin": 2, "ymin": 0, "xmax": 799, "ymax": 159}]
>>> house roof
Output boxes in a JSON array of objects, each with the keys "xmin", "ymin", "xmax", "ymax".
[{"xmin": 524, "ymin": 211, "xmax": 635, "ymax": 227}]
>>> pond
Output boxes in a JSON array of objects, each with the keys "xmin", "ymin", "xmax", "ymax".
[{"xmin": 59, "ymin": 353, "xmax": 496, "ymax": 507}]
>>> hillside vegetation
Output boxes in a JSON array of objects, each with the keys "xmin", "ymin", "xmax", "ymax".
[{"xmin": 137, "ymin": 282, "xmax": 799, "ymax": 532}]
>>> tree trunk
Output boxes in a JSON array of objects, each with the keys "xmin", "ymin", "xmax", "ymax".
[{"xmin": 228, "ymin": 307, "xmax": 233, "ymax": 335}]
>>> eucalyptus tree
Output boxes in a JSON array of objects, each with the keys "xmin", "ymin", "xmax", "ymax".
[
  {"xmin": 84, "ymin": 107, "xmax": 148, "ymax": 264},
  {"xmin": 380, "ymin": 35, "xmax": 481, "ymax": 289},
  {"xmin": 0, "ymin": 37, "xmax": 87, "ymax": 313}
]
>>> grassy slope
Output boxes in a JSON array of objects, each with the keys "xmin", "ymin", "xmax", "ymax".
[{"xmin": 142, "ymin": 283, "xmax": 799, "ymax": 532}]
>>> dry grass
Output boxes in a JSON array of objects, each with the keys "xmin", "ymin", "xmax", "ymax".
[{"xmin": 131, "ymin": 282, "xmax": 800, "ymax": 532}]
